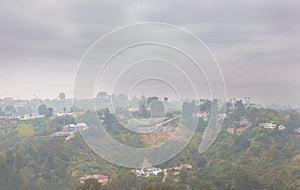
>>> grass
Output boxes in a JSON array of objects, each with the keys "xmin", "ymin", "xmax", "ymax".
[{"xmin": 16, "ymin": 123, "xmax": 35, "ymax": 136}]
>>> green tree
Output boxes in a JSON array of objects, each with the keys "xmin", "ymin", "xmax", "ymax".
[
  {"xmin": 58, "ymin": 92, "xmax": 66, "ymax": 101},
  {"xmin": 38, "ymin": 104, "xmax": 53, "ymax": 117},
  {"xmin": 77, "ymin": 179, "xmax": 102, "ymax": 190},
  {"xmin": 182, "ymin": 102, "xmax": 193, "ymax": 118}
]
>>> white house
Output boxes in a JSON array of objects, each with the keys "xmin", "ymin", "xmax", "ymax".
[
  {"xmin": 259, "ymin": 122, "xmax": 276, "ymax": 129},
  {"xmin": 278, "ymin": 125, "xmax": 286, "ymax": 130},
  {"xmin": 145, "ymin": 167, "xmax": 162, "ymax": 175},
  {"xmin": 80, "ymin": 174, "xmax": 109, "ymax": 184},
  {"xmin": 193, "ymin": 111, "xmax": 209, "ymax": 121},
  {"xmin": 63, "ymin": 123, "xmax": 88, "ymax": 132},
  {"xmin": 63, "ymin": 124, "xmax": 77, "ymax": 132},
  {"xmin": 133, "ymin": 167, "xmax": 162, "ymax": 177},
  {"xmin": 76, "ymin": 123, "xmax": 88, "ymax": 131},
  {"xmin": 18, "ymin": 114, "xmax": 44, "ymax": 120}
]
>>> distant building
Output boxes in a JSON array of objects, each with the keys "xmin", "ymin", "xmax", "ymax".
[
  {"xmin": 193, "ymin": 111, "xmax": 209, "ymax": 121},
  {"xmin": 180, "ymin": 163, "xmax": 192, "ymax": 170},
  {"xmin": 169, "ymin": 164, "xmax": 193, "ymax": 175},
  {"xmin": 80, "ymin": 174, "xmax": 109, "ymax": 184},
  {"xmin": 170, "ymin": 167, "xmax": 181, "ymax": 176},
  {"xmin": 63, "ymin": 123, "xmax": 88, "ymax": 132},
  {"xmin": 162, "ymin": 126, "xmax": 169, "ymax": 133},
  {"xmin": 259, "ymin": 122, "xmax": 276, "ymax": 129},
  {"xmin": 63, "ymin": 124, "xmax": 77, "ymax": 132},
  {"xmin": 76, "ymin": 123, "xmax": 88, "ymax": 131},
  {"xmin": 128, "ymin": 107, "xmax": 139, "ymax": 112},
  {"xmin": 55, "ymin": 112, "xmax": 74, "ymax": 117},
  {"xmin": 278, "ymin": 125, "xmax": 286, "ymax": 130},
  {"xmin": 18, "ymin": 114, "xmax": 44, "ymax": 121},
  {"xmin": 133, "ymin": 167, "xmax": 162, "ymax": 177}
]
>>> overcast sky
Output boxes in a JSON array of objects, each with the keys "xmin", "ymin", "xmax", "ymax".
[{"xmin": 1, "ymin": 0, "xmax": 300, "ymax": 106}]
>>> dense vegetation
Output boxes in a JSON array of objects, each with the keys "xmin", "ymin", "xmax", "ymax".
[{"xmin": 0, "ymin": 104, "xmax": 300, "ymax": 190}]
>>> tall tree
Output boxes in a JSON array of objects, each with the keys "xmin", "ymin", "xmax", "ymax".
[
  {"xmin": 58, "ymin": 92, "xmax": 66, "ymax": 101},
  {"xmin": 38, "ymin": 104, "xmax": 53, "ymax": 117}
]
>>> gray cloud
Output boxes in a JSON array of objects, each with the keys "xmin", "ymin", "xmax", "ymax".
[{"xmin": 0, "ymin": 0, "xmax": 300, "ymax": 106}]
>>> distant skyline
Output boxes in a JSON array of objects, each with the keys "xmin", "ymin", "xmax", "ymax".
[{"xmin": 1, "ymin": 0, "xmax": 300, "ymax": 106}]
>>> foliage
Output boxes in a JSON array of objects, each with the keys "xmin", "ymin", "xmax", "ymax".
[
  {"xmin": 58, "ymin": 92, "xmax": 66, "ymax": 101},
  {"xmin": 16, "ymin": 123, "xmax": 35, "ymax": 136},
  {"xmin": 37, "ymin": 104, "xmax": 53, "ymax": 118},
  {"xmin": 0, "ymin": 106, "xmax": 300, "ymax": 190}
]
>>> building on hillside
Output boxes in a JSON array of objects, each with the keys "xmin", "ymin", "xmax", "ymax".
[
  {"xmin": 239, "ymin": 116, "xmax": 252, "ymax": 127},
  {"xmin": 193, "ymin": 111, "xmax": 209, "ymax": 121},
  {"xmin": 259, "ymin": 122, "xmax": 276, "ymax": 129},
  {"xmin": 63, "ymin": 124, "xmax": 77, "ymax": 132},
  {"xmin": 170, "ymin": 167, "xmax": 182, "ymax": 176},
  {"xmin": 180, "ymin": 163, "xmax": 192, "ymax": 170},
  {"xmin": 278, "ymin": 125, "xmax": 286, "ymax": 130},
  {"xmin": 18, "ymin": 114, "xmax": 44, "ymax": 121},
  {"xmin": 76, "ymin": 123, "xmax": 88, "ymax": 131},
  {"xmin": 133, "ymin": 167, "xmax": 162, "ymax": 177},
  {"xmin": 162, "ymin": 126, "xmax": 169, "ymax": 133},
  {"xmin": 128, "ymin": 107, "xmax": 139, "ymax": 112},
  {"xmin": 62, "ymin": 123, "xmax": 88, "ymax": 132},
  {"xmin": 79, "ymin": 174, "xmax": 109, "ymax": 184},
  {"xmin": 55, "ymin": 112, "xmax": 74, "ymax": 117}
]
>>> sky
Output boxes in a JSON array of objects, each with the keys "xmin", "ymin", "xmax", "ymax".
[{"xmin": 0, "ymin": 0, "xmax": 300, "ymax": 106}]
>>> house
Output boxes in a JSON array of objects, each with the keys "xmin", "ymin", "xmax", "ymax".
[
  {"xmin": 295, "ymin": 128, "xmax": 300, "ymax": 134},
  {"xmin": 18, "ymin": 114, "xmax": 44, "ymax": 120},
  {"xmin": 145, "ymin": 167, "xmax": 162, "ymax": 175},
  {"xmin": 180, "ymin": 163, "xmax": 192, "ymax": 170},
  {"xmin": 63, "ymin": 123, "xmax": 88, "ymax": 132},
  {"xmin": 76, "ymin": 123, "xmax": 88, "ymax": 131},
  {"xmin": 259, "ymin": 122, "xmax": 276, "ymax": 129},
  {"xmin": 55, "ymin": 112, "xmax": 74, "ymax": 117},
  {"xmin": 170, "ymin": 167, "xmax": 181, "ymax": 175},
  {"xmin": 80, "ymin": 174, "xmax": 109, "ymax": 184},
  {"xmin": 162, "ymin": 126, "xmax": 169, "ymax": 133},
  {"xmin": 128, "ymin": 107, "xmax": 139, "ymax": 112},
  {"xmin": 169, "ymin": 164, "xmax": 193, "ymax": 175},
  {"xmin": 278, "ymin": 125, "xmax": 286, "ymax": 130},
  {"xmin": 217, "ymin": 113, "xmax": 227, "ymax": 120},
  {"xmin": 193, "ymin": 111, "xmax": 209, "ymax": 118},
  {"xmin": 133, "ymin": 167, "xmax": 162, "ymax": 177},
  {"xmin": 63, "ymin": 124, "xmax": 77, "ymax": 132}
]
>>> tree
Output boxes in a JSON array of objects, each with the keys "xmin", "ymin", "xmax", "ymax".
[
  {"xmin": 233, "ymin": 135, "xmax": 250, "ymax": 153},
  {"xmin": 38, "ymin": 104, "xmax": 47, "ymax": 115},
  {"xmin": 58, "ymin": 92, "xmax": 66, "ymax": 101},
  {"xmin": 115, "ymin": 93, "xmax": 128, "ymax": 108},
  {"xmin": 288, "ymin": 111, "xmax": 300, "ymax": 128},
  {"xmin": 182, "ymin": 102, "xmax": 194, "ymax": 118},
  {"xmin": 179, "ymin": 169, "xmax": 189, "ymax": 183},
  {"xmin": 77, "ymin": 179, "xmax": 102, "ymax": 190},
  {"xmin": 4, "ymin": 105, "xmax": 15, "ymax": 115},
  {"xmin": 147, "ymin": 96, "xmax": 159, "ymax": 106},
  {"xmin": 149, "ymin": 99, "xmax": 165, "ymax": 115},
  {"xmin": 200, "ymin": 100, "xmax": 212, "ymax": 112},
  {"xmin": 231, "ymin": 167, "xmax": 263, "ymax": 190},
  {"xmin": 97, "ymin": 91, "xmax": 108, "ymax": 103},
  {"xmin": 0, "ymin": 107, "xmax": 4, "ymax": 116},
  {"xmin": 38, "ymin": 104, "xmax": 53, "ymax": 117},
  {"xmin": 138, "ymin": 100, "xmax": 150, "ymax": 118}
]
